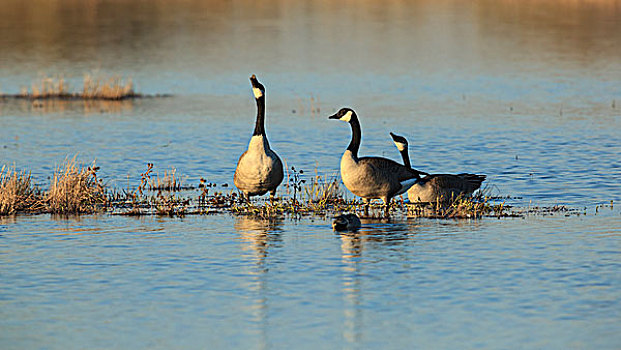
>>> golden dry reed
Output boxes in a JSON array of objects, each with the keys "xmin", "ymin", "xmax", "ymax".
[
  {"xmin": 149, "ymin": 167, "xmax": 184, "ymax": 191},
  {"xmin": 0, "ymin": 165, "xmax": 44, "ymax": 215},
  {"xmin": 47, "ymin": 156, "xmax": 106, "ymax": 214},
  {"xmin": 81, "ymin": 73, "xmax": 135, "ymax": 100},
  {"xmin": 15, "ymin": 73, "xmax": 137, "ymax": 100}
]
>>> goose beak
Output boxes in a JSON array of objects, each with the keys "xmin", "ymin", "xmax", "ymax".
[{"xmin": 328, "ymin": 113, "xmax": 339, "ymax": 120}]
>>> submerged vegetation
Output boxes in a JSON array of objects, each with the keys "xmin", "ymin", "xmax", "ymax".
[{"xmin": 1, "ymin": 157, "xmax": 591, "ymax": 220}]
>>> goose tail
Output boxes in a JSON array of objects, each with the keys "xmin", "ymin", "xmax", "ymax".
[{"xmin": 457, "ymin": 173, "xmax": 486, "ymax": 190}]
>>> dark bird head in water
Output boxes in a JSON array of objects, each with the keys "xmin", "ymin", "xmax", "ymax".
[{"xmin": 332, "ymin": 213, "xmax": 361, "ymax": 232}]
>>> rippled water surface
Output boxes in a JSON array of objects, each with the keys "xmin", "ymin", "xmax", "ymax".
[{"xmin": 1, "ymin": 1, "xmax": 620, "ymax": 349}]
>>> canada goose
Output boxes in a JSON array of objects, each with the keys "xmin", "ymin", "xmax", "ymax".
[
  {"xmin": 332, "ymin": 213, "xmax": 362, "ymax": 232},
  {"xmin": 329, "ymin": 108, "xmax": 425, "ymax": 217},
  {"xmin": 234, "ymin": 75, "xmax": 284, "ymax": 201},
  {"xmin": 389, "ymin": 132, "xmax": 486, "ymax": 203}
]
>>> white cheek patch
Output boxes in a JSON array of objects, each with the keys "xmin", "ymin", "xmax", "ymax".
[
  {"xmin": 253, "ymin": 88, "xmax": 263, "ymax": 99},
  {"xmin": 393, "ymin": 141, "xmax": 407, "ymax": 152},
  {"xmin": 341, "ymin": 111, "xmax": 352, "ymax": 122}
]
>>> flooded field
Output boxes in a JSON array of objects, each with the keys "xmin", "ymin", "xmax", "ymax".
[{"xmin": 1, "ymin": 0, "xmax": 620, "ymax": 349}]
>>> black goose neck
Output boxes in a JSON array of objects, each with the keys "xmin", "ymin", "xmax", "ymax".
[
  {"xmin": 252, "ymin": 96, "xmax": 266, "ymax": 136},
  {"xmin": 347, "ymin": 114, "xmax": 361, "ymax": 156},
  {"xmin": 400, "ymin": 148, "xmax": 411, "ymax": 169}
]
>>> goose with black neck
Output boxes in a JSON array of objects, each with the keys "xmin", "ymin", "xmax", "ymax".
[
  {"xmin": 329, "ymin": 108, "xmax": 425, "ymax": 217},
  {"xmin": 389, "ymin": 132, "xmax": 486, "ymax": 203},
  {"xmin": 233, "ymin": 75, "xmax": 284, "ymax": 202}
]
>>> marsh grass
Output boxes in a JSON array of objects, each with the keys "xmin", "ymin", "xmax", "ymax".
[
  {"xmin": 304, "ymin": 169, "xmax": 341, "ymax": 202},
  {"xmin": 47, "ymin": 157, "xmax": 107, "ymax": 214},
  {"xmin": 22, "ymin": 76, "xmax": 70, "ymax": 99},
  {"xmin": 2, "ymin": 160, "xmax": 570, "ymax": 219},
  {"xmin": 82, "ymin": 73, "xmax": 136, "ymax": 100},
  {"xmin": 232, "ymin": 172, "xmax": 348, "ymax": 219},
  {"xmin": 406, "ymin": 187, "xmax": 515, "ymax": 219},
  {"xmin": 149, "ymin": 167, "xmax": 191, "ymax": 191},
  {"xmin": 154, "ymin": 192, "xmax": 190, "ymax": 216},
  {"xmin": 7, "ymin": 73, "xmax": 140, "ymax": 100},
  {"xmin": 0, "ymin": 165, "xmax": 44, "ymax": 215}
]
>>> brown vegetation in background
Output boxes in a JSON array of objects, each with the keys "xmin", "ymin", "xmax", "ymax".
[{"xmin": 9, "ymin": 74, "xmax": 138, "ymax": 100}]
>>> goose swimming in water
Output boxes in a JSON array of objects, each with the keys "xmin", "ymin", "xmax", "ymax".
[
  {"xmin": 332, "ymin": 213, "xmax": 362, "ymax": 232},
  {"xmin": 329, "ymin": 108, "xmax": 425, "ymax": 217},
  {"xmin": 389, "ymin": 132, "xmax": 486, "ymax": 203},
  {"xmin": 234, "ymin": 75, "xmax": 284, "ymax": 201}
]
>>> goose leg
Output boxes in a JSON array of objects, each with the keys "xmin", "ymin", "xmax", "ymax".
[
  {"xmin": 383, "ymin": 197, "xmax": 391, "ymax": 218},
  {"xmin": 363, "ymin": 199, "xmax": 370, "ymax": 217},
  {"xmin": 269, "ymin": 190, "xmax": 276, "ymax": 203}
]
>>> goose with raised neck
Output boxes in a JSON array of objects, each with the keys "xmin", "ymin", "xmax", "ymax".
[{"xmin": 233, "ymin": 75, "xmax": 284, "ymax": 201}]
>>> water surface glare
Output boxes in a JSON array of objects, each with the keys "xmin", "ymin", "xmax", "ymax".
[{"xmin": 1, "ymin": 0, "xmax": 621, "ymax": 349}]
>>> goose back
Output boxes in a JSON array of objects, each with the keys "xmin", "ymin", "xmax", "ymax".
[{"xmin": 408, "ymin": 173, "xmax": 486, "ymax": 203}]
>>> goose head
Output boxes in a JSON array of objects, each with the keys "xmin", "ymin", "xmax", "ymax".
[
  {"xmin": 328, "ymin": 107, "xmax": 356, "ymax": 123},
  {"xmin": 250, "ymin": 74, "xmax": 265, "ymax": 99},
  {"xmin": 389, "ymin": 132, "xmax": 408, "ymax": 152},
  {"xmin": 332, "ymin": 213, "xmax": 361, "ymax": 232}
]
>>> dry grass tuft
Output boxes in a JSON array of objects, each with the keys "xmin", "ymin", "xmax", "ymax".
[
  {"xmin": 20, "ymin": 75, "xmax": 70, "ymax": 99},
  {"xmin": 47, "ymin": 157, "xmax": 107, "ymax": 214},
  {"xmin": 406, "ymin": 187, "xmax": 513, "ymax": 219},
  {"xmin": 14, "ymin": 73, "xmax": 139, "ymax": 100},
  {"xmin": 154, "ymin": 192, "xmax": 190, "ymax": 216},
  {"xmin": 82, "ymin": 73, "xmax": 136, "ymax": 100},
  {"xmin": 149, "ymin": 167, "xmax": 185, "ymax": 191},
  {"xmin": 0, "ymin": 165, "xmax": 44, "ymax": 215},
  {"xmin": 304, "ymin": 172, "xmax": 342, "ymax": 203}
]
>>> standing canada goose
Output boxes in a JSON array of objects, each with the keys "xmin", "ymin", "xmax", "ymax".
[
  {"xmin": 329, "ymin": 108, "xmax": 425, "ymax": 217},
  {"xmin": 234, "ymin": 75, "xmax": 284, "ymax": 201},
  {"xmin": 389, "ymin": 132, "xmax": 486, "ymax": 203}
]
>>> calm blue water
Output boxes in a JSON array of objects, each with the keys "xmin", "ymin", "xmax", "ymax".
[
  {"xmin": 1, "ymin": 1, "xmax": 621, "ymax": 349},
  {"xmin": 1, "ymin": 213, "xmax": 620, "ymax": 349}
]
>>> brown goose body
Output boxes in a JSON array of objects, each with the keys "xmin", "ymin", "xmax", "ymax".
[
  {"xmin": 330, "ymin": 109, "xmax": 425, "ymax": 216},
  {"xmin": 389, "ymin": 132, "xmax": 486, "ymax": 203},
  {"xmin": 408, "ymin": 173, "xmax": 486, "ymax": 203}
]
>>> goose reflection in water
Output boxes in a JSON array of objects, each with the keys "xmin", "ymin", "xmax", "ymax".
[
  {"xmin": 234, "ymin": 216, "xmax": 284, "ymax": 264},
  {"xmin": 338, "ymin": 219, "xmax": 416, "ymax": 347},
  {"xmin": 339, "ymin": 219, "xmax": 414, "ymax": 258},
  {"xmin": 233, "ymin": 216, "xmax": 283, "ymax": 350}
]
